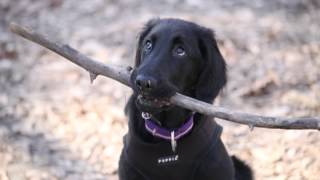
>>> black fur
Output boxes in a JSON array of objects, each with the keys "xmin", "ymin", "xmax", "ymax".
[{"xmin": 119, "ymin": 18, "xmax": 253, "ymax": 180}]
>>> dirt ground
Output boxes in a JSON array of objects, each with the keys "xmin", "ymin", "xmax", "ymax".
[{"xmin": 1, "ymin": 0, "xmax": 320, "ymax": 179}]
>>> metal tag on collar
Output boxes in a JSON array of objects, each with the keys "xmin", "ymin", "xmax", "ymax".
[
  {"xmin": 171, "ymin": 131, "xmax": 177, "ymax": 153},
  {"xmin": 142, "ymin": 112, "xmax": 151, "ymax": 120},
  {"xmin": 142, "ymin": 112, "xmax": 162, "ymax": 125}
]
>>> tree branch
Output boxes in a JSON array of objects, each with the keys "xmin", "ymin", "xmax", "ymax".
[{"xmin": 10, "ymin": 22, "xmax": 320, "ymax": 130}]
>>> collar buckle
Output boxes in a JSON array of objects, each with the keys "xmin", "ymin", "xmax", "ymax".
[{"xmin": 142, "ymin": 112, "xmax": 152, "ymax": 120}]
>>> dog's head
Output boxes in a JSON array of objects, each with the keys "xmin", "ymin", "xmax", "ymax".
[{"xmin": 131, "ymin": 18, "xmax": 227, "ymax": 113}]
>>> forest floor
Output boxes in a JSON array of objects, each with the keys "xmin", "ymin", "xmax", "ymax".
[{"xmin": 1, "ymin": 0, "xmax": 319, "ymax": 179}]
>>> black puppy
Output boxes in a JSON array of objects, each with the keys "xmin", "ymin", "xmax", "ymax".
[{"xmin": 119, "ymin": 18, "xmax": 253, "ymax": 180}]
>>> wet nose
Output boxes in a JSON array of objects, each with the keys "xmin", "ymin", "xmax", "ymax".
[{"xmin": 135, "ymin": 75, "xmax": 157, "ymax": 92}]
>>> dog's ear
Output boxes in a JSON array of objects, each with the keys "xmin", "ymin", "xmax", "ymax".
[
  {"xmin": 134, "ymin": 18, "xmax": 160, "ymax": 67},
  {"xmin": 195, "ymin": 28, "xmax": 227, "ymax": 103}
]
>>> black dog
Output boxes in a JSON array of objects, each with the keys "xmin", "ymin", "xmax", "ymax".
[{"xmin": 119, "ymin": 18, "xmax": 253, "ymax": 180}]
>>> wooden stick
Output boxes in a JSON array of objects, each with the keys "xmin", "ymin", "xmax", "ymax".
[{"xmin": 9, "ymin": 22, "xmax": 320, "ymax": 130}]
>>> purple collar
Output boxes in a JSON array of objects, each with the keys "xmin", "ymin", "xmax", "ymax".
[{"xmin": 143, "ymin": 113, "xmax": 195, "ymax": 141}]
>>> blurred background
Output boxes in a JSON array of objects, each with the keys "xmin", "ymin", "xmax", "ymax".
[{"xmin": 0, "ymin": 0, "xmax": 319, "ymax": 179}]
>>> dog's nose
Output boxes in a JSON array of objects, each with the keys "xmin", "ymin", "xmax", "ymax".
[{"xmin": 135, "ymin": 75, "xmax": 156, "ymax": 92}]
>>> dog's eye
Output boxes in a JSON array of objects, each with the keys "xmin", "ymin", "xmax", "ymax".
[
  {"xmin": 144, "ymin": 40, "xmax": 153, "ymax": 52},
  {"xmin": 175, "ymin": 46, "xmax": 186, "ymax": 57}
]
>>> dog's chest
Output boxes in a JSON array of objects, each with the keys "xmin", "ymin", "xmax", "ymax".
[{"xmin": 122, "ymin": 120, "xmax": 223, "ymax": 179}]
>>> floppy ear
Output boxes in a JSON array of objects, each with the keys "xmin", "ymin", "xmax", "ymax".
[
  {"xmin": 195, "ymin": 28, "xmax": 227, "ymax": 103},
  {"xmin": 134, "ymin": 18, "xmax": 160, "ymax": 67}
]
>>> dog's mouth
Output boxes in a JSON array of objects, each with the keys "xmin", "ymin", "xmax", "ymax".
[
  {"xmin": 136, "ymin": 94, "xmax": 172, "ymax": 113},
  {"xmin": 138, "ymin": 95, "xmax": 171, "ymax": 107}
]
